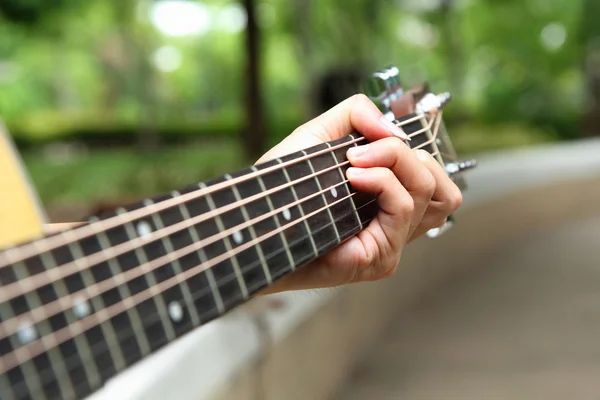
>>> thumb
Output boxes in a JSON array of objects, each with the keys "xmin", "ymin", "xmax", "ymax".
[
  {"xmin": 292, "ymin": 94, "xmax": 409, "ymax": 143},
  {"xmin": 256, "ymin": 94, "xmax": 409, "ymax": 164}
]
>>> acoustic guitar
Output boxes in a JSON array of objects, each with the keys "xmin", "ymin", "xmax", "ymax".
[{"xmin": 0, "ymin": 66, "xmax": 475, "ymax": 400}]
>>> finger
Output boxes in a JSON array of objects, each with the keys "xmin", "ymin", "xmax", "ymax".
[
  {"xmin": 256, "ymin": 94, "xmax": 409, "ymax": 163},
  {"xmin": 408, "ymin": 150, "xmax": 463, "ymax": 241},
  {"xmin": 292, "ymin": 94, "xmax": 410, "ymax": 142},
  {"xmin": 346, "ymin": 137, "xmax": 436, "ymax": 239},
  {"xmin": 346, "ymin": 167, "xmax": 414, "ymax": 280},
  {"xmin": 261, "ymin": 166, "xmax": 415, "ymax": 293}
]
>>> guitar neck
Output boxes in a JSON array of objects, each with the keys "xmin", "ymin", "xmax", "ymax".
[
  {"xmin": 0, "ymin": 133, "xmax": 382, "ymax": 400},
  {"xmin": 0, "ymin": 108, "xmax": 451, "ymax": 400}
]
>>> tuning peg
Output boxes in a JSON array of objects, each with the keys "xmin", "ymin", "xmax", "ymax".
[
  {"xmin": 416, "ymin": 92, "xmax": 452, "ymax": 114},
  {"xmin": 444, "ymin": 159, "xmax": 477, "ymax": 176},
  {"xmin": 426, "ymin": 215, "xmax": 454, "ymax": 238},
  {"xmin": 363, "ymin": 66, "xmax": 403, "ymax": 112},
  {"xmin": 383, "ymin": 66, "xmax": 402, "ymax": 96}
]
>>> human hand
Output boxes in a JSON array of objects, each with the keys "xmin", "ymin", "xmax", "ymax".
[{"xmin": 256, "ymin": 94, "xmax": 463, "ymax": 294}]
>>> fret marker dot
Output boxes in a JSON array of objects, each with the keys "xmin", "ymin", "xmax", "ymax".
[
  {"xmin": 18, "ymin": 321, "xmax": 37, "ymax": 344},
  {"xmin": 282, "ymin": 208, "xmax": 291, "ymax": 221},
  {"xmin": 330, "ymin": 187, "xmax": 338, "ymax": 198},
  {"xmin": 232, "ymin": 230, "xmax": 244, "ymax": 244},
  {"xmin": 136, "ymin": 221, "xmax": 152, "ymax": 239},
  {"xmin": 168, "ymin": 301, "xmax": 184, "ymax": 323},
  {"xmin": 73, "ymin": 298, "xmax": 91, "ymax": 319}
]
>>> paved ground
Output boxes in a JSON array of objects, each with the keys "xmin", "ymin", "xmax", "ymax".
[{"xmin": 335, "ymin": 213, "xmax": 600, "ymax": 400}]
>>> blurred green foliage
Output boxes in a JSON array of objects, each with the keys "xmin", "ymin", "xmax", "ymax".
[
  {"xmin": 0, "ymin": 0, "xmax": 585, "ymax": 140},
  {"xmin": 23, "ymin": 141, "xmax": 246, "ymax": 206},
  {"xmin": 0, "ymin": 0, "xmax": 591, "ymax": 212}
]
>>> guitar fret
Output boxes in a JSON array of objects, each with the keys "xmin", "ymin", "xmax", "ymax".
[
  {"xmin": 0, "ymin": 271, "xmax": 46, "ymax": 400},
  {"xmin": 42, "ymin": 234, "xmax": 120, "ymax": 398},
  {"xmin": 340, "ymin": 135, "xmax": 379, "ymax": 226},
  {"xmin": 418, "ymin": 114, "xmax": 443, "ymax": 164},
  {"xmin": 299, "ymin": 137, "xmax": 363, "ymax": 242},
  {"xmin": 22, "ymin": 249, "xmax": 77, "ymax": 400},
  {"xmin": 201, "ymin": 183, "xmax": 250, "ymax": 300},
  {"xmin": 225, "ymin": 174, "xmax": 273, "ymax": 285},
  {"xmin": 251, "ymin": 166, "xmax": 296, "ymax": 273},
  {"xmin": 89, "ymin": 217, "xmax": 147, "ymax": 368},
  {"xmin": 174, "ymin": 191, "xmax": 225, "ymax": 316},
  {"xmin": 333, "ymin": 135, "xmax": 363, "ymax": 230},
  {"xmin": 59, "ymin": 232, "xmax": 105, "ymax": 392},
  {"xmin": 63, "ymin": 230, "xmax": 124, "ymax": 385},
  {"xmin": 276, "ymin": 159, "xmax": 319, "ymax": 258},
  {"xmin": 301, "ymin": 150, "xmax": 341, "ymax": 244},
  {"xmin": 146, "ymin": 194, "xmax": 202, "ymax": 327},
  {"xmin": 126, "ymin": 204, "xmax": 177, "ymax": 343},
  {"xmin": 280, "ymin": 148, "xmax": 341, "ymax": 254},
  {"xmin": 0, "ymin": 372, "xmax": 17, "ymax": 400},
  {"xmin": 400, "ymin": 113, "xmax": 434, "ymax": 155}
]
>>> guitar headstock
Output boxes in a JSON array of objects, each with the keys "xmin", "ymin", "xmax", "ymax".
[{"xmin": 363, "ymin": 66, "xmax": 476, "ymax": 238}]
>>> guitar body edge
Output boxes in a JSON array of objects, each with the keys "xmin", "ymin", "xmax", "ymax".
[{"xmin": 0, "ymin": 119, "xmax": 47, "ymax": 248}]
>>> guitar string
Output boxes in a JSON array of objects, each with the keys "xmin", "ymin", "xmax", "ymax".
[
  {"xmin": 2, "ymin": 145, "xmax": 444, "ymax": 379},
  {"xmin": 0, "ymin": 178, "xmax": 352, "ymax": 337},
  {"xmin": 0, "ymin": 116, "xmax": 443, "ymax": 339},
  {"xmin": 0, "ymin": 112, "xmax": 432, "ymax": 269},
  {"xmin": 0, "ymin": 112, "xmax": 443, "ymax": 373},
  {"xmin": 11, "ymin": 208, "xmax": 377, "ymax": 399},
  {"xmin": 0, "ymin": 112, "xmax": 440, "ymax": 304},
  {"xmin": 0, "ymin": 189, "xmax": 369, "ymax": 374},
  {"xmin": 0, "ymin": 113, "xmax": 443, "ymax": 349},
  {"xmin": 432, "ymin": 120, "xmax": 461, "ymax": 162}
]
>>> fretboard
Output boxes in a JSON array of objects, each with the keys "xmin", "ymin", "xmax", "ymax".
[{"xmin": 0, "ymin": 133, "xmax": 384, "ymax": 400}]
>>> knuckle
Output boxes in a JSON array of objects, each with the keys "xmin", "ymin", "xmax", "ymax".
[
  {"xmin": 353, "ymin": 244, "xmax": 376, "ymax": 276},
  {"xmin": 382, "ymin": 264, "xmax": 398, "ymax": 279},
  {"xmin": 383, "ymin": 136, "xmax": 404, "ymax": 150},
  {"xmin": 439, "ymin": 186, "xmax": 463, "ymax": 214},
  {"xmin": 359, "ymin": 245, "xmax": 376, "ymax": 269},
  {"xmin": 351, "ymin": 93, "xmax": 372, "ymax": 106},
  {"xmin": 380, "ymin": 257, "xmax": 400, "ymax": 279},
  {"xmin": 382, "ymin": 168, "xmax": 396, "ymax": 181},
  {"xmin": 398, "ymin": 194, "xmax": 415, "ymax": 216},
  {"xmin": 416, "ymin": 170, "xmax": 436, "ymax": 198},
  {"xmin": 450, "ymin": 187, "xmax": 463, "ymax": 211}
]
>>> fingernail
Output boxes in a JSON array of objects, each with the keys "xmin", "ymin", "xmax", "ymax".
[
  {"xmin": 379, "ymin": 115, "xmax": 410, "ymax": 140},
  {"xmin": 416, "ymin": 149, "xmax": 430, "ymax": 161},
  {"xmin": 347, "ymin": 144, "xmax": 369, "ymax": 159},
  {"xmin": 346, "ymin": 167, "xmax": 365, "ymax": 177}
]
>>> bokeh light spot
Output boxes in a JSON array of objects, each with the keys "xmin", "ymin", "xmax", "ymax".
[
  {"xmin": 150, "ymin": 1, "xmax": 211, "ymax": 37},
  {"xmin": 540, "ymin": 23, "xmax": 567, "ymax": 52},
  {"xmin": 153, "ymin": 46, "xmax": 183, "ymax": 73},
  {"xmin": 396, "ymin": 17, "xmax": 439, "ymax": 49},
  {"xmin": 215, "ymin": 4, "xmax": 247, "ymax": 33}
]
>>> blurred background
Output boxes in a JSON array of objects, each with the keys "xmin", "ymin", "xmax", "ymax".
[
  {"xmin": 2, "ymin": 1, "xmax": 600, "ymax": 400},
  {"xmin": 0, "ymin": 0, "xmax": 597, "ymax": 221}
]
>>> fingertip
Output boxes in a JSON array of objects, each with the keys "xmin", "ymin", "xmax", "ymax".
[
  {"xmin": 416, "ymin": 149, "xmax": 432, "ymax": 162},
  {"xmin": 379, "ymin": 115, "xmax": 410, "ymax": 140},
  {"xmin": 346, "ymin": 144, "xmax": 369, "ymax": 160},
  {"xmin": 346, "ymin": 167, "xmax": 366, "ymax": 178}
]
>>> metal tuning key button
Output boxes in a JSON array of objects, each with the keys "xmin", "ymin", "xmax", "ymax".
[
  {"xmin": 426, "ymin": 160, "xmax": 477, "ymax": 239},
  {"xmin": 364, "ymin": 66, "xmax": 403, "ymax": 114},
  {"xmin": 415, "ymin": 92, "xmax": 452, "ymax": 114},
  {"xmin": 426, "ymin": 218, "xmax": 454, "ymax": 238},
  {"xmin": 445, "ymin": 159, "xmax": 477, "ymax": 176}
]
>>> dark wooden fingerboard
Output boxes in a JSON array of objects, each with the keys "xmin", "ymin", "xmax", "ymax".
[{"xmin": 0, "ymin": 134, "xmax": 378, "ymax": 400}]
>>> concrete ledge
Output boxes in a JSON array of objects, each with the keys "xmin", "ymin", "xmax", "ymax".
[
  {"xmin": 208, "ymin": 176, "xmax": 600, "ymax": 400},
  {"xmin": 88, "ymin": 138, "xmax": 600, "ymax": 400}
]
